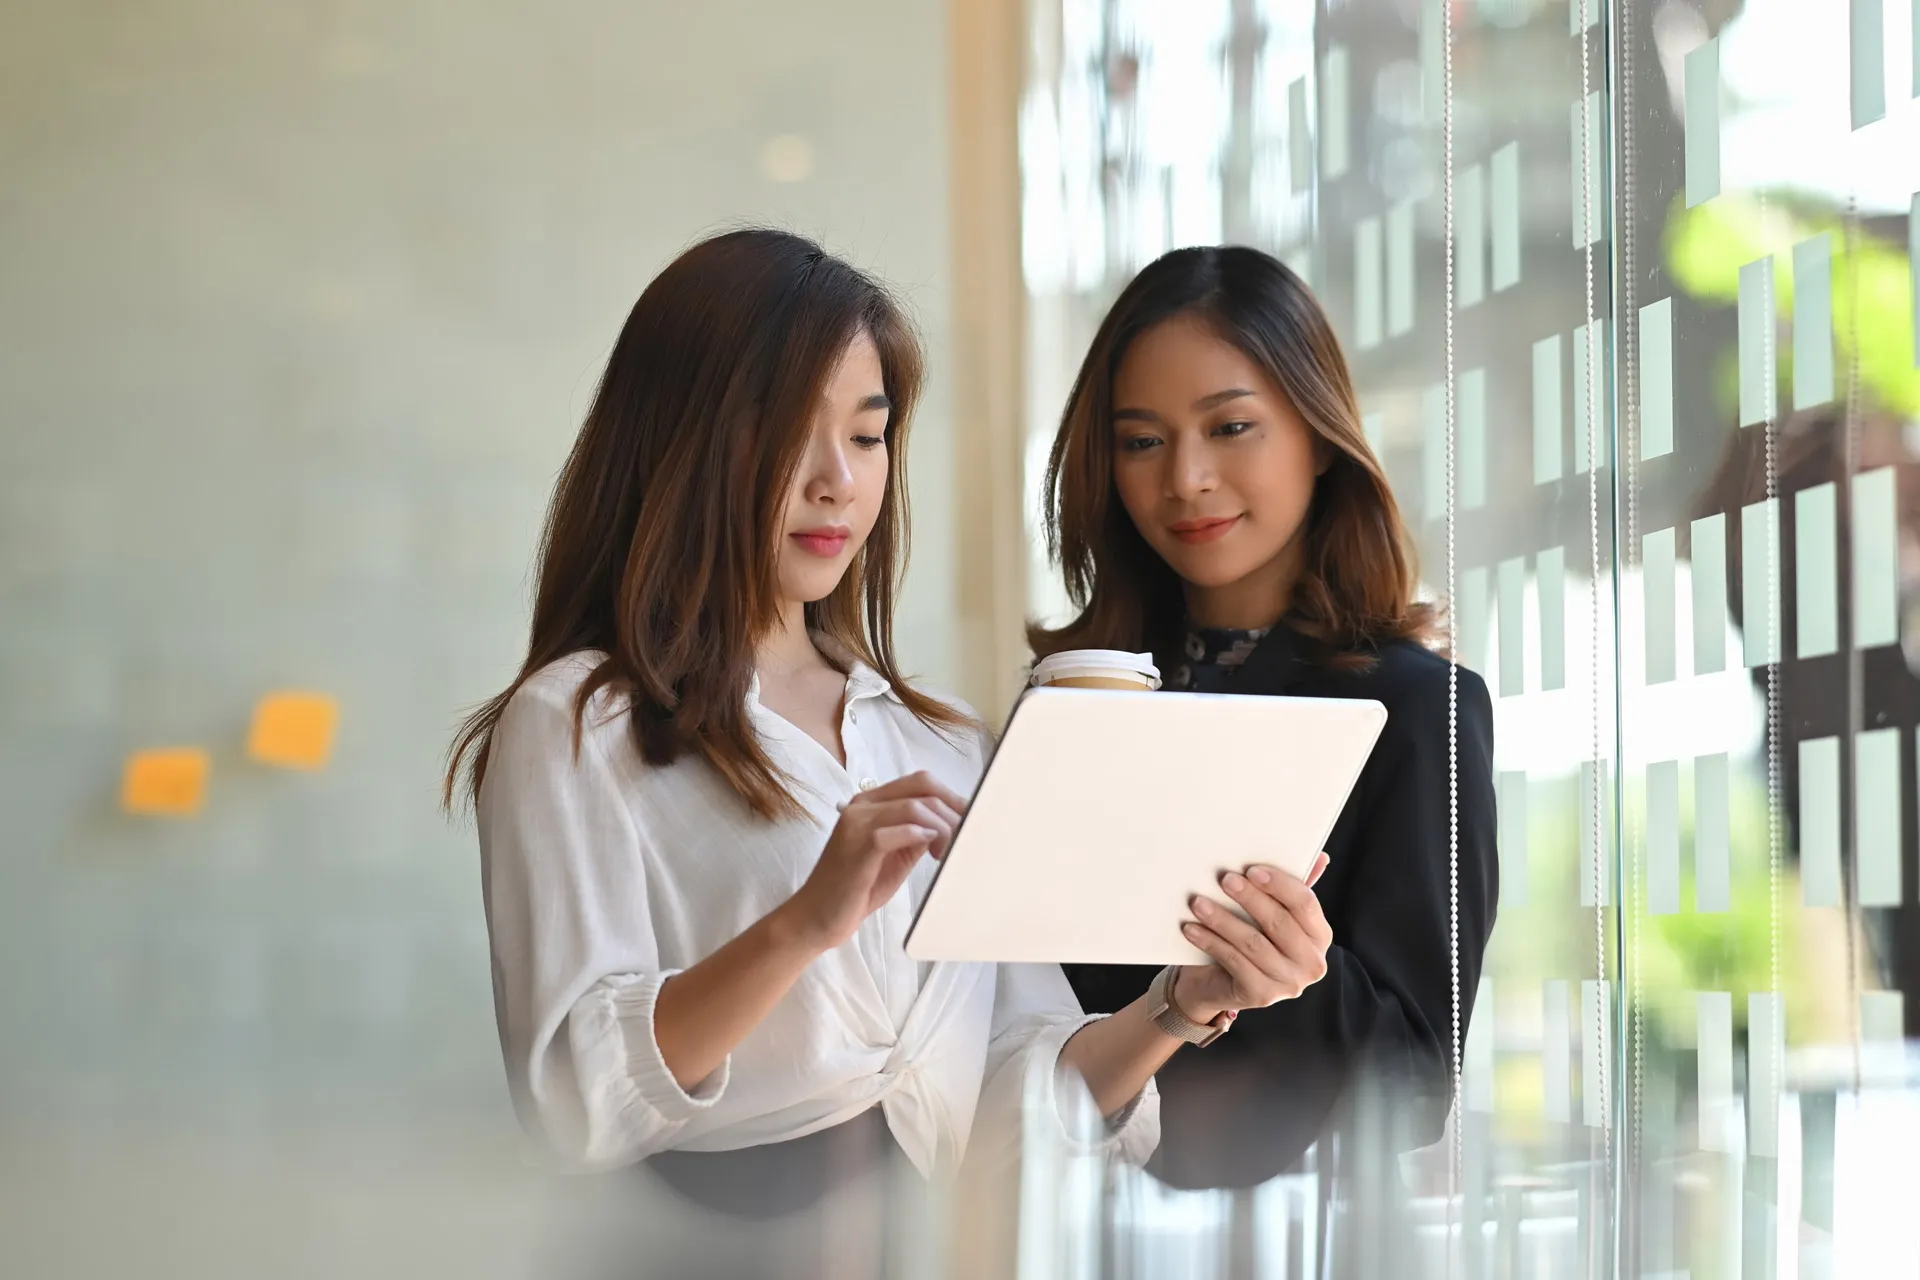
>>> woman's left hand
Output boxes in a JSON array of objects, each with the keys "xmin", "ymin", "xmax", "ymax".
[{"xmin": 1173, "ymin": 853, "xmax": 1333, "ymax": 1023}]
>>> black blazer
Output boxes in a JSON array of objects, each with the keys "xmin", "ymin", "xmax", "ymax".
[{"xmin": 1063, "ymin": 624, "xmax": 1499, "ymax": 1190}]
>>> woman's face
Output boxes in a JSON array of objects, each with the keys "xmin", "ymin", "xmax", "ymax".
[
  {"xmin": 776, "ymin": 330, "xmax": 892, "ymax": 606},
  {"xmin": 1109, "ymin": 314, "xmax": 1324, "ymax": 620}
]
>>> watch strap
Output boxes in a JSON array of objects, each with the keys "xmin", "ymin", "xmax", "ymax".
[{"xmin": 1147, "ymin": 965, "xmax": 1234, "ymax": 1046}]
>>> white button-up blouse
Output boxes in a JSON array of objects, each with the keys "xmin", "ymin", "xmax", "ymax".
[{"xmin": 477, "ymin": 649, "xmax": 1159, "ymax": 1176}]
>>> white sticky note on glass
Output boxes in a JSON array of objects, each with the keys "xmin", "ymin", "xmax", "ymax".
[
  {"xmin": 1795, "ymin": 234, "xmax": 1836, "ymax": 409},
  {"xmin": 1498, "ymin": 770, "xmax": 1530, "ymax": 908},
  {"xmin": 1854, "ymin": 0, "xmax": 1887, "ymax": 129},
  {"xmin": 1388, "ymin": 199, "xmax": 1417, "ymax": 337},
  {"xmin": 1538, "ymin": 546, "xmax": 1567, "ymax": 691},
  {"xmin": 1422, "ymin": 0, "xmax": 1446, "ymax": 124},
  {"xmin": 1582, "ymin": 979, "xmax": 1609, "ymax": 1129},
  {"xmin": 1645, "ymin": 527, "xmax": 1677, "ymax": 685},
  {"xmin": 1748, "ymin": 992, "xmax": 1783, "ymax": 1158},
  {"xmin": 1566, "ymin": 92, "xmax": 1582, "ymax": 245},
  {"xmin": 1857, "ymin": 727, "xmax": 1902, "ymax": 907},
  {"xmin": 1458, "ymin": 163, "xmax": 1487, "ymax": 309},
  {"xmin": 1865, "ymin": 989, "xmax": 1906, "ymax": 1083},
  {"xmin": 1355, "ymin": 217, "xmax": 1383, "ymax": 350},
  {"xmin": 1692, "ymin": 514, "xmax": 1729, "ymax": 675},
  {"xmin": 1498, "ymin": 556, "xmax": 1526, "ymax": 696},
  {"xmin": 1579, "ymin": 759, "xmax": 1613, "ymax": 907},
  {"xmin": 1285, "ymin": 248, "xmax": 1313, "ymax": 290},
  {"xmin": 1424, "ymin": 382, "xmax": 1447, "ymax": 522},
  {"xmin": 1698, "ymin": 992, "xmax": 1736, "ymax": 1151},
  {"xmin": 1461, "ymin": 368, "xmax": 1488, "ymax": 510},
  {"xmin": 1288, "ymin": 76, "xmax": 1312, "ymax": 194},
  {"xmin": 1862, "ymin": 989, "xmax": 1904, "ymax": 1045},
  {"xmin": 1797, "ymin": 481, "xmax": 1839, "ymax": 658},
  {"xmin": 1534, "ymin": 333, "xmax": 1564, "ymax": 483},
  {"xmin": 1640, "ymin": 297, "xmax": 1674, "ymax": 460},
  {"xmin": 1467, "ymin": 976, "xmax": 1495, "ymax": 1113},
  {"xmin": 1571, "ymin": 91, "xmax": 1608, "ymax": 247},
  {"xmin": 1855, "ymin": 466, "xmax": 1900, "ymax": 649},
  {"xmin": 1362, "ymin": 410, "xmax": 1385, "ymax": 456},
  {"xmin": 1739, "ymin": 256, "xmax": 1778, "ymax": 426},
  {"xmin": 1693, "ymin": 753, "xmax": 1731, "ymax": 913},
  {"xmin": 1743, "ymin": 498, "xmax": 1781, "ymax": 667},
  {"xmin": 1647, "ymin": 759, "xmax": 1681, "ymax": 915},
  {"xmin": 1461, "ymin": 566, "xmax": 1491, "ymax": 673},
  {"xmin": 1799, "ymin": 736, "xmax": 1843, "ymax": 908},
  {"xmin": 1321, "ymin": 45, "xmax": 1350, "ymax": 179},
  {"xmin": 1572, "ymin": 320, "xmax": 1608, "ymax": 474},
  {"xmin": 1864, "ymin": 989, "xmax": 1906, "ymax": 1083},
  {"xmin": 1544, "ymin": 980, "xmax": 1572, "ymax": 1124},
  {"xmin": 1685, "ymin": 41, "xmax": 1721, "ymax": 207},
  {"xmin": 1492, "ymin": 142, "xmax": 1521, "ymax": 292}
]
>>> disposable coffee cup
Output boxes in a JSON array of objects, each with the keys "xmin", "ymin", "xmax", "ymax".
[{"xmin": 1029, "ymin": 649, "xmax": 1162, "ymax": 691}]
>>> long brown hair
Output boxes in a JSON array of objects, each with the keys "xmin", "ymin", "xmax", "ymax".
[
  {"xmin": 446, "ymin": 228, "xmax": 965, "ymax": 819},
  {"xmin": 1031, "ymin": 245, "xmax": 1436, "ymax": 671}
]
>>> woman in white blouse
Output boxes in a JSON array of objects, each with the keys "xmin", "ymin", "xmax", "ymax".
[{"xmin": 447, "ymin": 229, "xmax": 1334, "ymax": 1274}]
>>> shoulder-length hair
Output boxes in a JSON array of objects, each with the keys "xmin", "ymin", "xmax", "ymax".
[
  {"xmin": 1031, "ymin": 245, "xmax": 1437, "ymax": 670},
  {"xmin": 447, "ymin": 227, "xmax": 964, "ymax": 819}
]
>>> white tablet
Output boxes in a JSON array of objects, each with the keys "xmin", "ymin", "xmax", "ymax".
[{"xmin": 904, "ymin": 687, "xmax": 1387, "ymax": 965}]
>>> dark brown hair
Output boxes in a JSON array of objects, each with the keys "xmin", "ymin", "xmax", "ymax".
[
  {"xmin": 1031, "ymin": 244, "xmax": 1437, "ymax": 670},
  {"xmin": 446, "ymin": 228, "xmax": 965, "ymax": 819}
]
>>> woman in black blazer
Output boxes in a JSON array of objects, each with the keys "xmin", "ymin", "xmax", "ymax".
[{"xmin": 1032, "ymin": 245, "xmax": 1499, "ymax": 1193}]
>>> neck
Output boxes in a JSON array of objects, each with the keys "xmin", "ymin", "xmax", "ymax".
[
  {"xmin": 756, "ymin": 602, "xmax": 827, "ymax": 677},
  {"xmin": 1183, "ymin": 545, "xmax": 1301, "ymax": 632}
]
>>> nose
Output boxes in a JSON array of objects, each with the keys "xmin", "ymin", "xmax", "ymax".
[
  {"xmin": 802, "ymin": 436, "xmax": 856, "ymax": 506},
  {"xmin": 1164, "ymin": 434, "xmax": 1217, "ymax": 501}
]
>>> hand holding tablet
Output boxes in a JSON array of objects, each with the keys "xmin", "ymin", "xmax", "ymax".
[
  {"xmin": 905, "ymin": 685, "xmax": 1385, "ymax": 965},
  {"xmin": 1171, "ymin": 852, "xmax": 1334, "ymax": 1025}
]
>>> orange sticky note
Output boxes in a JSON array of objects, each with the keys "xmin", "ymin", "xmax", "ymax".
[
  {"xmin": 121, "ymin": 748, "xmax": 211, "ymax": 816},
  {"xmin": 247, "ymin": 691, "xmax": 340, "ymax": 770}
]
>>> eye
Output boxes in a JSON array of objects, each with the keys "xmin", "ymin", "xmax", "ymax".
[
  {"xmin": 852, "ymin": 434, "xmax": 887, "ymax": 450},
  {"xmin": 1213, "ymin": 420, "xmax": 1255, "ymax": 438},
  {"xmin": 1118, "ymin": 434, "xmax": 1162, "ymax": 453}
]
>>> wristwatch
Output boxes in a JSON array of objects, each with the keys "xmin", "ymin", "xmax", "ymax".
[{"xmin": 1144, "ymin": 965, "xmax": 1235, "ymax": 1046}]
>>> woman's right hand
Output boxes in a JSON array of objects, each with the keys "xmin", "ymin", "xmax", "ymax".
[{"xmin": 779, "ymin": 771, "xmax": 969, "ymax": 951}]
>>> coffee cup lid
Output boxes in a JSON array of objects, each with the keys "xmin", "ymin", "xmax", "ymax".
[{"xmin": 1030, "ymin": 649, "xmax": 1162, "ymax": 689}]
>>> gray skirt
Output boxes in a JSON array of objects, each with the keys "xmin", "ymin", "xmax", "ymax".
[{"xmin": 544, "ymin": 1109, "xmax": 934, "ymax": 1280}]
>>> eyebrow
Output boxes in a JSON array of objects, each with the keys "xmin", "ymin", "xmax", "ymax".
[
  {"xmin": 857, "ymin": 393, "xmax": 892, "ymax": 413},
  {"xmin": 1112, "ymin": 387, "xmax": 1256, "ymax": 423}
]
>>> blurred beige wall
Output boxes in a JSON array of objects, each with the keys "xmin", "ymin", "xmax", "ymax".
[{"xmin": 0, "ymin": 2, "xmax": 1002, "ymax": 1275}]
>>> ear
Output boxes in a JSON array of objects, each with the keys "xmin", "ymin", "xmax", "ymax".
[{"xmin": 1313, "ymin": 433, "xmax": 1338, "ymax": 477}]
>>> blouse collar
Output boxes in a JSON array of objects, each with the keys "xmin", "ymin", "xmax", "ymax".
[
  {"xmin": 1174, "ymin": 617, "xmax": 1316, "ymax": 694},
  {"xmin": 747, "ymin": 631, "xmax": 900, "ymax": 707}
]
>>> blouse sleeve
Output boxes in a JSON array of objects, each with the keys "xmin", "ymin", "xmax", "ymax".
[
  {"xmin": 478, "ymin": 679, "xmax": 727, "ymax": 1169},
  {"xmin": 969, "ymin": 962, "xmax": 1161, "ymax": 1170}
]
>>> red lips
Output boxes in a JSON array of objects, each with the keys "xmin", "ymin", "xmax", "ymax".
[
  {"xmin": 790, "ymin": 526, "xmax": 851, "ymax": 557},
  {"xmin": 1168, "ymin": 515, "xmax": 1243, "ymax": 545}
]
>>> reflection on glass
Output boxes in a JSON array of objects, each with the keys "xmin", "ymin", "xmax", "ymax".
[{"xmin": 1022, "ymin": 0, "xmax": 1920, "ymax": 1273}]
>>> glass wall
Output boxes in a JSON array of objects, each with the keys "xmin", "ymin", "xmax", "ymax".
[{"xmin": 1019, "ymin": 0, "xmax": 1920, "ymax": 1274}]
